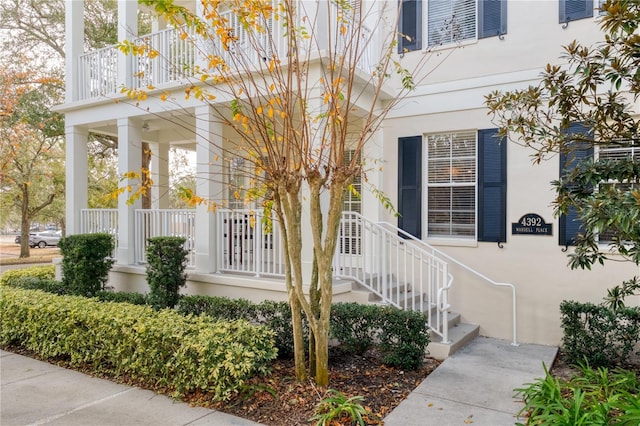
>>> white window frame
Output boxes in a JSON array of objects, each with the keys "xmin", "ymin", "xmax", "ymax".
[
  {"xmin": 424, "ymin": 130, "xmax": 477, "ymax": 242},
  {"xmin": 426, "ymin": 0, "xmax": 477, "ymax": 48},
  {"xmin": 595, "ymin": 143, "xmax": 640, "ymax": 244}
]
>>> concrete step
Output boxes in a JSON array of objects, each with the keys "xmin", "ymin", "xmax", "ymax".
[{"xmin": 427, "ymin": 322, "xmax": 480, "ymax": 360}]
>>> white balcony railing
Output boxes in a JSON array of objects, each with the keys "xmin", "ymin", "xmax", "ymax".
[
  {"xmin": 78, "ymin": 46, "xmax": 119, "ymax": 99},
  {"xmin": 76, "ymin": 4, "xmax": 373, "ymax": 101}
]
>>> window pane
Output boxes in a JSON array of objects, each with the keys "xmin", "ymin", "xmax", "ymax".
[
  {"xmin": 426, "ymin": 132, "xmax": 476, "ymax": 239},
  {"xmin": 428, "ymin": 0, "xmax": 476, "ymax": 47}
]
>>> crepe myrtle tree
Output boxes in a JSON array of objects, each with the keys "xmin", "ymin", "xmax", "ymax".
[
  {"xmin": 119, "ymin": 0, "xmax": 445, "ymax": 387},
  {"xmin": 485, "ymin": 0, "xmax": 640, "ymax": 308}
]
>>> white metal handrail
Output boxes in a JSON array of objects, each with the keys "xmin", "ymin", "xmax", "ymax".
[
  {"xmin": 377, "ymin": 222, "xmax": 519, "ymax": 347},
  {"xmin": 134, "ymin": 209, "xmax": 196, "ymax": 266},
  {"xmin": 334, "ymin": 212, "xmax": 452, "ymax": 342}
]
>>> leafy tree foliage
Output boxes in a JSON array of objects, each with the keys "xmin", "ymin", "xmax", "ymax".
[
  {"xmin": 128, "ymin": 0, "xmax": 439, "ymax": 386},
  {"xmin": 485, "ymin": 0, "xmax": 640, "ymax": 306}
]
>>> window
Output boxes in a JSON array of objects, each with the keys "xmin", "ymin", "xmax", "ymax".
[
  {"xmin": 398, "ymin": 0, "xmax": 422, "ymax": 53},
  {"xmin": 342, "ymin": 150, "xmax": 362, "ymax": 214},
  {"xmin": 596, "ymin": 144, "xmax": 640, "ymax": 242},
  {"xmin": 559, "ymin": 0, "xmax": 594, "ymax": 24},
  {"xmin": 426, "ymin": 131, "xmax": 476, "ymax": 238},
  {"xmin": 428, "ymin": 0, "xmax": 476, "ymax": 47}
]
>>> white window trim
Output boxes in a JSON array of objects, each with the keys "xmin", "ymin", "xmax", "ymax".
[
  {"xmin": 425, "ymin": 0, "xmax": 479, "ymax": 51},
  {"xmin": 423, "ymin": 130, "xmax": 478, "ymax": 243}
]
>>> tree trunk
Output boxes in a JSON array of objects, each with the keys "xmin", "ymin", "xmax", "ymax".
[
  {"xmin": 275, "ymin": 182, "xmax": 307, "ymax": 381},
  {"xmin": 19, "ymin": 185, "xmax": 30, "ymax": 258}
]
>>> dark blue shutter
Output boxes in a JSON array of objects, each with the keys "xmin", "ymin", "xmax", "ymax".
[
  {"xmin": 478, "ymin": 129, "xmax": 507, "ymax": 243},
  {"xmin": 398, "ymin": 0, "xmax": 422, "ymax": 53},
  {"xmin": 479, "ymin": 0, "xmax": 507, "ymax": 39},
  {"xmin": 559, "ymin": 0, "xmax": 593, "ymax": 23},
  {"xmin": 398, "ymin": 136, "xmax": 422, "ymax": 238},
  {"xmin": 559, "ymin": 123, "xmax": 594, "ymax": 246}
]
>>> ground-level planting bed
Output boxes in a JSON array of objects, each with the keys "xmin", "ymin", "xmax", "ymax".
[{"xmin": 2, "ymin": 344, "xmax": 440, "ymax": 426}]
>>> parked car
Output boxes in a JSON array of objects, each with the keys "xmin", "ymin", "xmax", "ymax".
[
  {"xmin": 15, "ymin": 233, "xmax": 36, "ymax": 244},
  {"xmin": 29, "ymin": 231, "xmax": 62, "ymax": 248}
]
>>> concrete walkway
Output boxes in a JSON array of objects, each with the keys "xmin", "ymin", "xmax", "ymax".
[
  {"xmin": 384, "ymin": 337, "xmax": 558, "ymax": 426},
  {"xmin": 0, "ymin": 350, "xmax": 260, "ymax": 426},
  {"xmin": 1, "ymin": 337, "xmax": 557, "ymax": 426}
]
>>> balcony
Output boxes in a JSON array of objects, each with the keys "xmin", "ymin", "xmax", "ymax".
[{"xmin": 76, "ymin": 8, "xmax": 373, "ymax": 101}]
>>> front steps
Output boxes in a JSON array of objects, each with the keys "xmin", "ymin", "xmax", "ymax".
[{"xmin": 345, "ymin": 275, "xmax": 479, "ymax": 360}]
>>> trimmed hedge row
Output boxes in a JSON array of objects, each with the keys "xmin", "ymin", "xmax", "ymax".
[
  {"xmin": 561, "ymin": 300, "xmax": 640, "ymax": 367},
  {"xmin": 0, "ymin": 287, "xmax": 277, "ymax": 400},
  {"xmin": 0, "ymin": 265, "xmax": 55, "ymax": 287},
  {"xmin": 178, "ymin": 296, "xmax": 430, "ymax": 370}
]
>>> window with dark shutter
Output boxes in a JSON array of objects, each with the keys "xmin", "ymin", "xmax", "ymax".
[
  {"xmin": 479, "ymin": 0, "xmax": 507, "ymax": 39},
  {"xmin": 478, "ymin": 129, "xmax": 507, "ymax": 242},
  {"xmin": 559, "ymin": 0, "xmax": 594, "ymax": 23},
  {"xmin": 558, "ymin": 123, "xmax": 594, "ymax": 246},
  {"xmin": 398, "ymin": 0, "xmax": 422, "ymax": 53},
  {"xmin": 398, "ymin": 136, "xmax": 422, "ymax": 238}
]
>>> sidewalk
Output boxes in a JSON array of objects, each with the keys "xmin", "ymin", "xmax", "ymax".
[
  {"xmin": 1, "ymin": 337, "xmax": 557, "ymax": 426},
  {"xmin": 384, "ymin": 336, "xmax": 558, "ymax": 425},
  {"xmin": 0, "ymin": 350, "xmax": 260, "ymax": 426}
]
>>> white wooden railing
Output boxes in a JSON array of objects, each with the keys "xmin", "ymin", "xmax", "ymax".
[
  {"xmin": 216, "ymin": 209, "xmax": 285, "ymax": 277},
  {"xmin": 76, "ymin": 4, "xmax": 373, "ymax": 101},
  {"xmin": 334, "ymin": 212, "xmax": 452, "ymax": 342},
  {"xmin": 78, "ymin": 46, "xmax": 119, "ymax": 99},
  {"xmin": 80, "ymin": 209, "xmax": 118, "ymax": 257},
  {"xmin": 134, "ymin": 209, "xmax": 196, "ymax": 266}
]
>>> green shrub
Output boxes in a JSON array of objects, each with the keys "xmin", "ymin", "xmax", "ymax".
[
  {"xmin": 560, "ymin": 300, "xmax": 640, "ymax": 367},
  {"xmin": 515, "ymin": 363, "xmax": 640, "ymax": 425},
  {"xmin": 179, "ymin": 296, "xmax": 429, "ymax": 368},
  {"xmin": 0, "ymin": 265, "xmax": 55, "ymax": 287},
  {"xmin": 377, "ymin": 306, "xmax": 430, "ymax": 370},
  {"xmin": 145, "ymin": 237, "xmax": 188, "ymax": 310},
  {"xmin": 330, "ymin": 303, "xmax": 380, "ymax": 354},
  {"xmin": 0, "ymin": 287, "xmax": 277, "ymax": 400},
  {"xmin": 4, "ymin": 276, "xmax": 67, "ymax": 295},
  {"xmin": 58, "ymin": 233, "xmax": 114, "ymax": 297},
  {"xmin": 96, "ymin": 290, "xmax": 147, "ymax": 305},
  {"xmin": 177, "ymin": 296, "xmax": 300, "ymax": 358}
]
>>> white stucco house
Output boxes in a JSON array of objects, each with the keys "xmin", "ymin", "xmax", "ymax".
[{"xmin": 56, "ymin": 0, "xmax": 638, "ymax": 357}]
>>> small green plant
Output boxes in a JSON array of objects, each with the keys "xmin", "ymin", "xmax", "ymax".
[
  {"xmin": 515, "ymin": 362, "xmax": 640, "ymax": 425},
  {"xmin": 310, "ymin": 390, "xmax": 367, "ymax": 426},
  {"xmin": 58, "ymin": 233, "xmax": 114, "ymax": 297},
  {"xmin": 145, "ymin": 236, "xmax": 188, "ymax": 310}
]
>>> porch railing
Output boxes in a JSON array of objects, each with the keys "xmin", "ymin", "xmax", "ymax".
[
  {"xmin": 216, "ymin": 209, "xmax": 285, "ymax": 277},
  {"xmin": 134, "ymin": 209, "xmax": 196, "ymax": 266},
  {"xmin": 77, "ymin": 4, "xmax": 372, "ymax": 101},
  {"xmin": 80, "ymin": 208, "xmax": 118, "ymax": 257},
  {"xmin": 334, "ymin": 212, "xmax": 452, "ymax": 342}
]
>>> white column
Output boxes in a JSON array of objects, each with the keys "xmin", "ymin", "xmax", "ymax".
[
  {"xmin": 65, "ymin": 0, "xmax": 84, "ymax": 102},
  {"xmin": 150, "ymin": 142, "xmax": 170, "ymax": 209},
  {"xmin": 117, "ymin": 0, "xmax": 138, "ymax": 90},
  {"xmin": 194, "ymin": 106, "xmax": 223, "ymax": 273},
  {"xmin": 65, "ymin": 126, "xmax": 88, "ymax": 235},
  {"xmin": 117, "ymin": 118, "xmax": 143, "ymax": 265}
]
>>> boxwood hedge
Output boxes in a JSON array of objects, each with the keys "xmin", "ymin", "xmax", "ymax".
[{"xmin": 0, "ymin": 287, "xmax": 277, "ymax": 400}]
